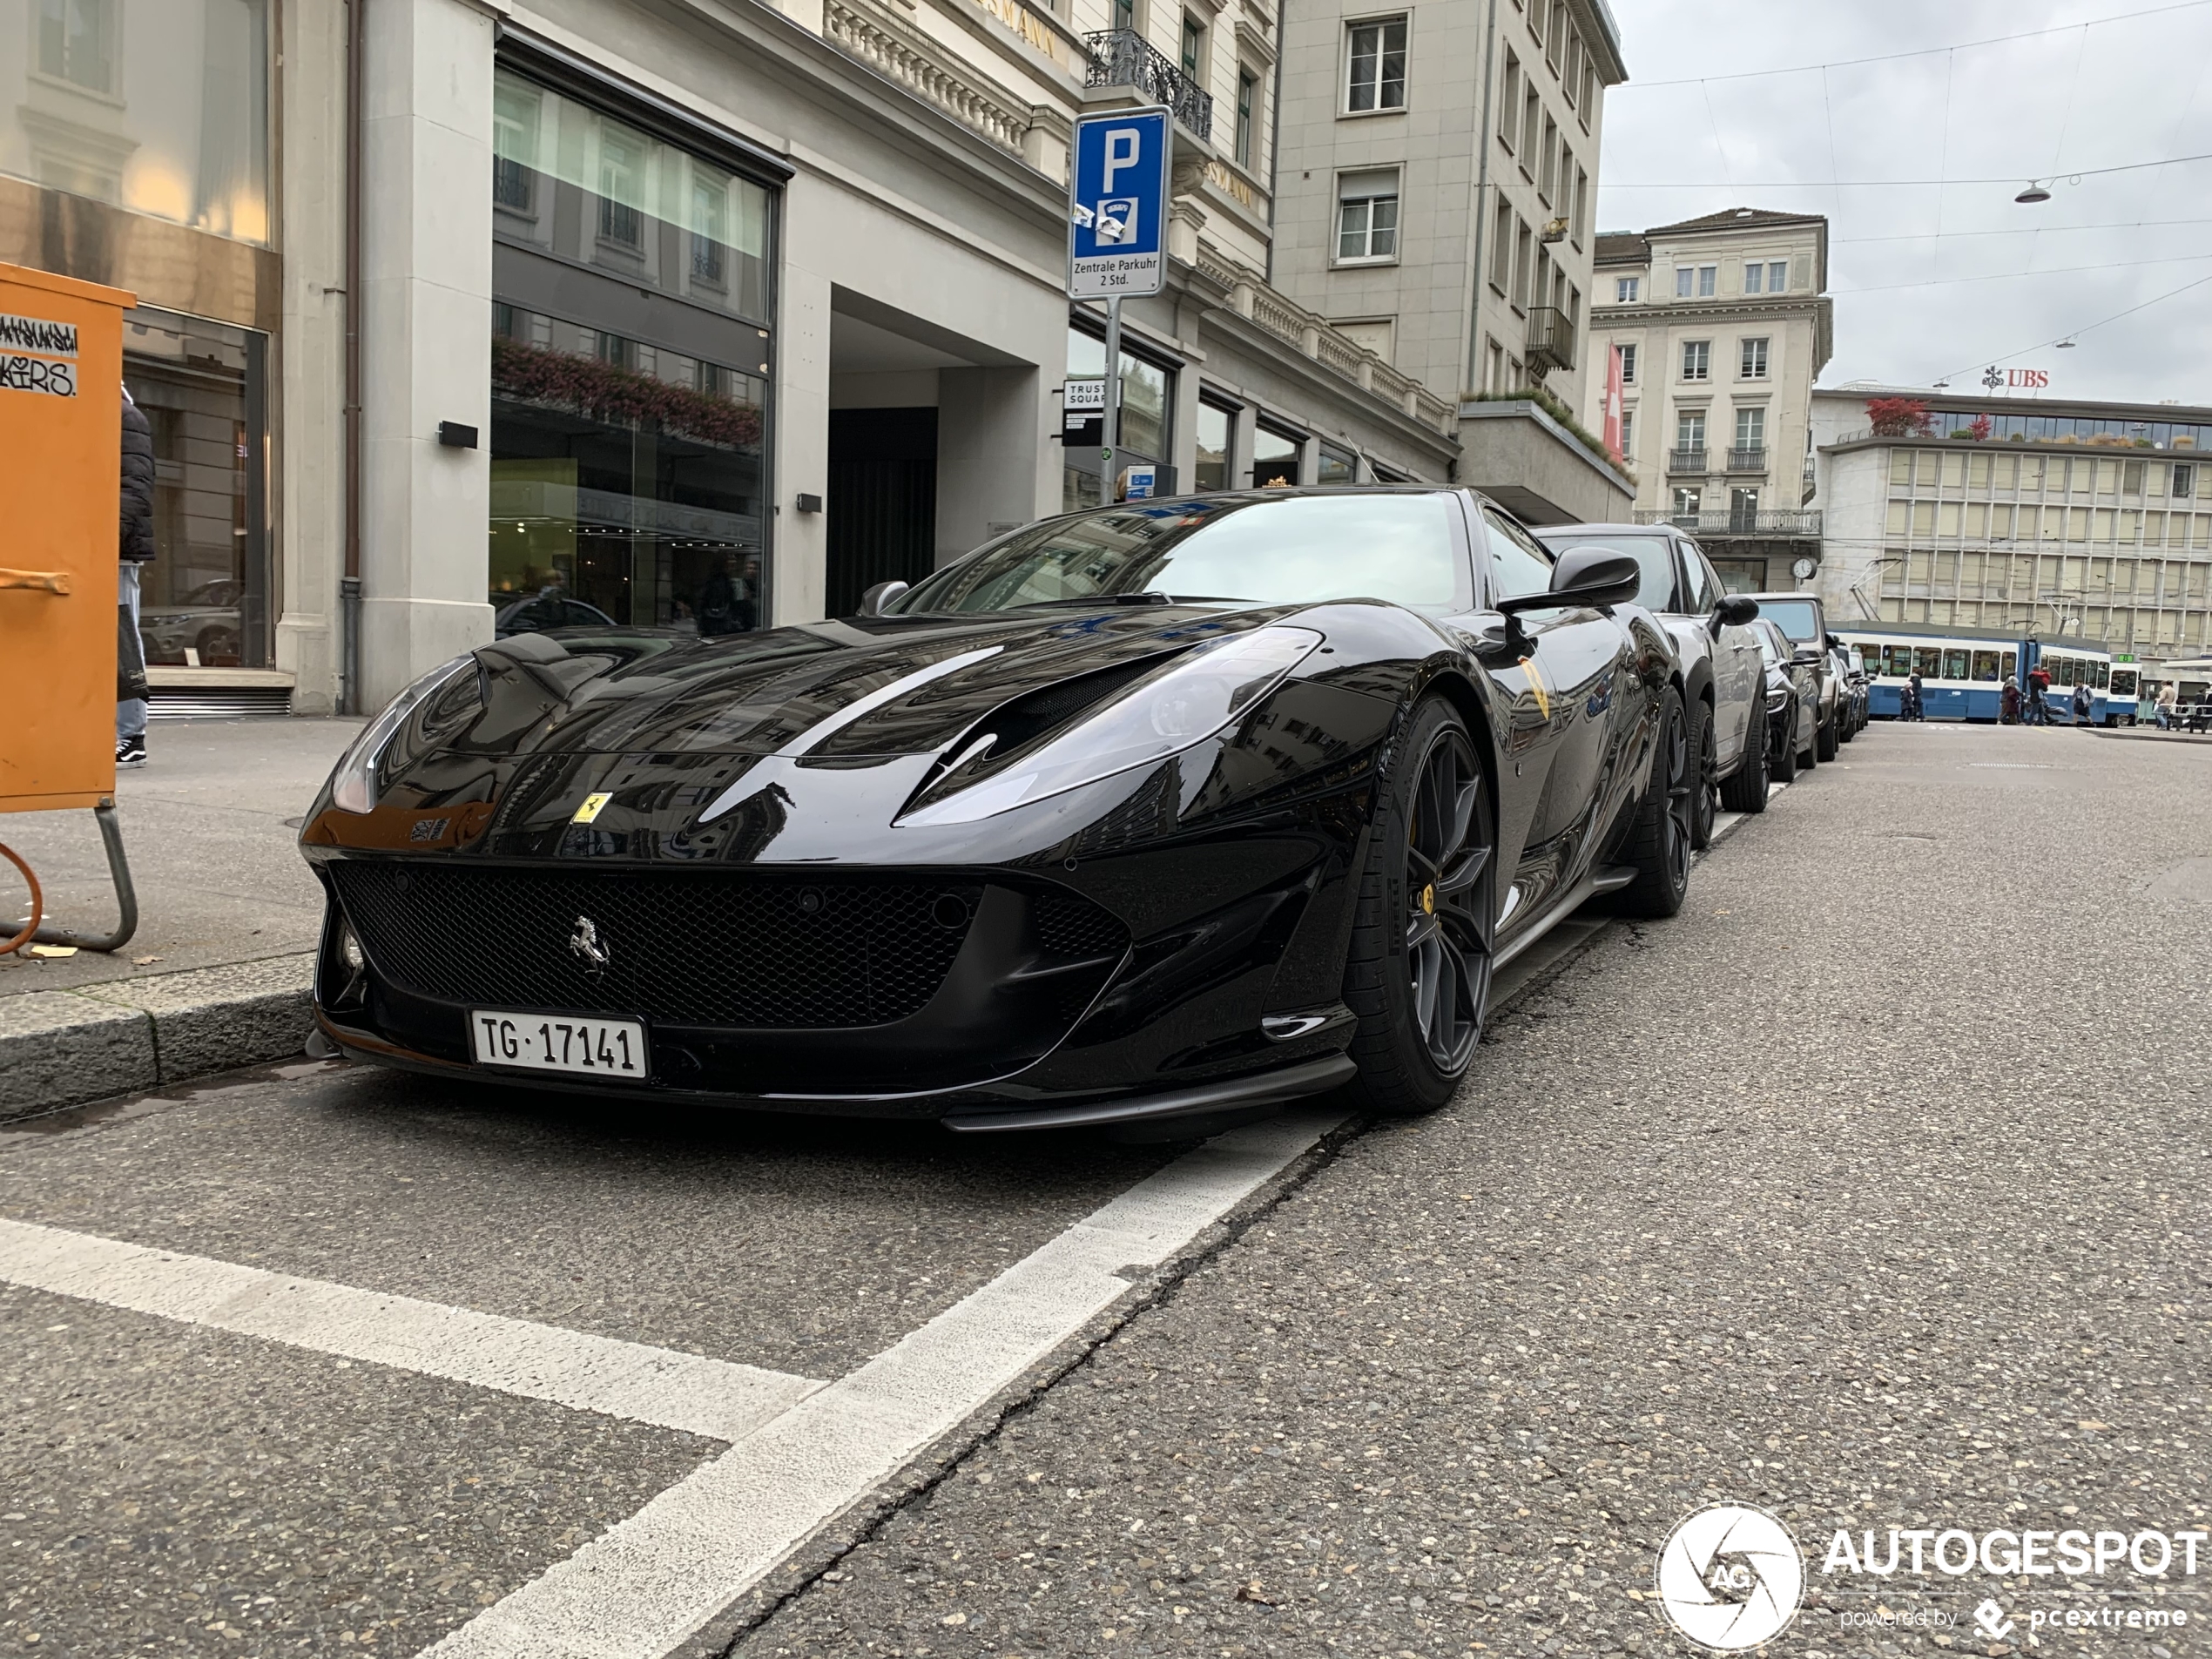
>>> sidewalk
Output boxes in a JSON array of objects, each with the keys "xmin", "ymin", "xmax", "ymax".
[{"xmin": 1, "ymin": 718, "xmax": 361, "ymax": 1116}]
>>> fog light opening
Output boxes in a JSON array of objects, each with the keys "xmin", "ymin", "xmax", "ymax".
[{"xmin": 932, "ymin": 893, "xmax": 971, "ymax": 931}]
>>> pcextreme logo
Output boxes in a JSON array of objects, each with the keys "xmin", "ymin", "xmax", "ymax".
[{"xmin": 1654, "ymin": 1502, "xmax": 1806, "ymax": 1651}]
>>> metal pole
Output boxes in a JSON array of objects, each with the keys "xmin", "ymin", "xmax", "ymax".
[{"xmin": 1100, "ymin": 295, "xmax": 1123, "ymax": 506}]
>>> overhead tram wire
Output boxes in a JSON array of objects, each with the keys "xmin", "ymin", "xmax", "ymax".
[
  {"xmin": 1612, "ymin": 0, "xmax": 2212, "ymax": 91},
  {"xmin": 1838, "ymin": 217, "xmax": 2212, "ymax": 245},
  {"xmin": 1834, "ymin": 250, "xmax": 2212, "ymax": 295},
  {"xmin": 1596, "ymin": 151, "xmax": 2212, "ymax": 191},
  {"xmin": 1924, "ymin": 268, "xmax": 2212, "ymax": 386}
]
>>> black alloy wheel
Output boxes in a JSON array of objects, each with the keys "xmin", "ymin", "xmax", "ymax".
[
  {"xmin": 1616, "ymin": 686, "xmax": 1692, "ymax": 918},
  {"xmin": 1688, "ymin": 698, "xmax": 1718, "ymax": 850},
  {"xmin": 1720, "ymin": 702, "xmax": 1770, "ymax": 813},
  {"xmin": 1343, "ymin": 698, "xmax": 1496, "ymax": 1117},
  {"xmin": 1770, "ymin": 710, "xmax": 1799, "ymax": 784}
]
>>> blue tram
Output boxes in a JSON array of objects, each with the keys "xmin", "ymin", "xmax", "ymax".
[{"xmin": 1836, "ymin": 621, "xmax": 2123, "ymax": 724}]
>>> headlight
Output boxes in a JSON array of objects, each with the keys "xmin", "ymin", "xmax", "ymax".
[
  {"xmin": 899, "ymin": 627, "xmax": 1322, "ymax": 826},
  {"xmin": 327, "ymin": 655, "xmax": 478, "ymax": 814}
]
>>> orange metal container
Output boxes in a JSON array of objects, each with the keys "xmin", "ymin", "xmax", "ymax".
[{"xmin": 0, "ymin": 261, "xmax": 135, "ymax": 814}]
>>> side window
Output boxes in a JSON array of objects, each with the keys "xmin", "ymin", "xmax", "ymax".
[
  {"xmin": 1679, "ymin": 542, "xmax": 1712, "ymax": 611},
  {"xmin": 1481, "ymin": 506, "xmax": 1554, "ymax": 602}
]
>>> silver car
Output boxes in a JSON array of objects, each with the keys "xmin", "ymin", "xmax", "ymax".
[
  {"xmin": 1537, "ymin": 523, "xmax": 1765, "ymax": 847},
  {"xmin": 1744, "ymin": 592, "xmax": 1842, "ymax": 764}
]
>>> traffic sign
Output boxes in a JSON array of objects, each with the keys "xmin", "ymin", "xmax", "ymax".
[{"xmin": 1069, "ymin": 108, "xmax": 1170, "ymax": 300}]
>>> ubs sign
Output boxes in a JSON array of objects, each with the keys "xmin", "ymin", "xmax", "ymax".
[{"xmin": 1982, "ymin": 366, "xmax": 2050, "ymax": 390}]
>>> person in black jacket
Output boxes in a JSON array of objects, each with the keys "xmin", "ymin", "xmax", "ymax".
[{"xmin": 118, "ymin": 385, "xmax": 156, "ymax": 767}]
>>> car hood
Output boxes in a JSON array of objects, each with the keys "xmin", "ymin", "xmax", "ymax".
[{"xmin": 425, "ymin": 605, "xmax": 1312, "ymax": 765}]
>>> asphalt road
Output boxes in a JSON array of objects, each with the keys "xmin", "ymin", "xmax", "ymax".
[{"xmin": 2, "ymin": 719, "xmax": 2206, "ymax": 1659}]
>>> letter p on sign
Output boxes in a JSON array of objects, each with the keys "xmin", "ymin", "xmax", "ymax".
[{"xmin": 1103, "ymin": 128, "xmax": 1140, "ymax": 191}]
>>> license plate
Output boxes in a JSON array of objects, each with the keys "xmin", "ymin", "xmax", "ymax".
[{"xmin": 469, "ymin": 1010, "xmax": 649, "ymax": 1080}]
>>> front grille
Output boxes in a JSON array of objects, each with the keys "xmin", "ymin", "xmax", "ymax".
[
  {"xmin": 1033, "ymin": 888, "xmax": 1128, "ymax": 961},
  {"xmin": 329, "ymin": 861, "xmax": 983, "ymax": 1028}
]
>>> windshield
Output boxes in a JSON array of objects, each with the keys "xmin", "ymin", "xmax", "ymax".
[
  {"xmin": 893, "ymin": 493, "xmax": 1462, "ymax": 614},
  {"xmin": 1541, "ymin": 534, "xmax": 1675, "ymax": 611},
  {"xmin": 1760, "ymin": 598, "xmax": 1821, "ymax": 642},
  {"xmin": 1754, "ymin": 626, "xmax": 1783, "ymax": 667}
]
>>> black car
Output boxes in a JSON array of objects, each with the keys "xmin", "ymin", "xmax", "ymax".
[
  {"xmin": 1750, "ymin": 617, "xmax": 1818, "ymax": 786},
  {"xmin": 301, "ymin": 488, "xmax": 1688, "ymax": 1135}
]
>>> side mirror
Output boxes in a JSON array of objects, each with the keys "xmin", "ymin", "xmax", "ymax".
[
  {"xmin": 858, "ymin": 579, "xmax": 910, "ymax": 617},
  {"xmin": 1791, "ymin": 647, "xmax": 1824, "ymax": 667},
  {"xmin": 1499, "ymin": 545, "xmax": 1642, "ymax": 616},
  {"xmin": 1713, "ymin": 594, "xmax": 1759, "ymax": 627}
]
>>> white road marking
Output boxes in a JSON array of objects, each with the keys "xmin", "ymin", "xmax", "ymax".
[
  {"xmin": 0, "ymin": 1217, "xmax": 820, "ymax": 1440},
  {"xmin": 419, "ymin": 1107, "xmax": 1344, "ymax": 1659}
]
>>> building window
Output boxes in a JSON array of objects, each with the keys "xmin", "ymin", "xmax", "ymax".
[
  {"xmin": 1539, "ymin": 115, "xmax": 1558, "ymax": 203},
  {"xmin": 1513, "ymin": 218, "xmax": 1533, "ymax": 309},
  {"xmin": 1235, "ymin": 70, "xmax": 1256, "ymax": 166},
  {"xmin": 1674, "ymin": 486, "xmax": 1702, "ymax": 517},
  {"xmin": 1498, "ymin": 51, "xmax": 1520, "ymax": 149},
  {"xmin": 1743, "ymin": 260, "xmax": 1764, "ymax": 294},
  {"xmin": 1114, "ymin": 0, "xmax": 1135, "ymax": 31},
  {"xmin": 1766, "ymin": 260, "xmax": 1787, "ymax": 292},
  {"xmin": 1336, "ymin": 171, "xmax": 1399, "ymax": 261},
  {"xmin": 1522, "ymin": 84, "xmax": 1540, "ymax": 161},
  {"xmin": 1620, "ymin": 408, "xmax": 1635, "ymax": 456},
  {"xmin": 1345, "ymin": 17, "xmax": 1408, "ymax": 113},
  {"xmin": 491, "ymin": 67, "xmax": 779, "ymax": 634},
  {"xmin": 1615, "ymin": 276, "xmax": 1639, "ymax": 303},
  {"xmin": 2175, "ymin": 463, "xmax": 2196, "ymax": 500},
  {"xmin": 1735, "ymin": 406, "xmax": 1765, "ymax": 451},
  {"xmin": 1730, "ymin": 486, "xmax": 1761, "ymax": 527},
  {"xmin": 1490, "ymin": 202, "xmax": 1514, "ymax": 293},
  {"xmin": 1682, "ymin": 340, "xmax": 1710, "ymax": 381},
  {"xmin": 1676, "ymin": 410, "xmax": 1706, "ymax": 452},
  {"xmin": 1618, "ymin": 342, "xmax": 1637, "ymax": 384},
  {"xmin": 1181, "ymin": 14, "xmax": 1204, "ymax": 78},
  {"xmin": 1740, "ymin": 337, "xmax": 1769, "ymax": 379},
  {"xmin": 39, "ymin": 0, "xmax": 117, "ymax": 92},
  {"xmin": 1318, "ymin": 442, "xmax": 1358, "ymax": 484},
  {"xmin": 1675, "ymin": 266, "xmax": 1691, "ymax": 298},
  {"xmin": 1195, "ymin": 397, "xmax": 1237, "ymax": 491},
  {"xmin": 1676, "ymin": 264, "xmax": 1716, "ymax": 298},
  {"xmin": 1253, "ymin": 419, "xmax": 1302, "ymax": 486},
  {"xmin": 1699, "ymin": 265, "xmax": 1717, "ymax": 297}
]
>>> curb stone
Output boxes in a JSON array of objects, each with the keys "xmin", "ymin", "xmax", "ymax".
[{"xmin": 0, "ymin": 953, "xmax": 315, "ymax": 1121}]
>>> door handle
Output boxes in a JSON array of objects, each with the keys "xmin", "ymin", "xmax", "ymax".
[{"xmin": 0, "ymin": 569, "xmax": 71, "ymax": 594}]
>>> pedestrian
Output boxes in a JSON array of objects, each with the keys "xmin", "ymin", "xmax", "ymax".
[
  {"xmin": 2027, "ymin": 660, "xmax": 2052, "ymax": 725},
  {"xmin": 2073, "ymin": 680, "xmax": 2093, "ymax": 727},
  {"xmin": 2001, "ymin": 675, "xmax": 2020, "ymax": 725},
  {"xmin": 696, "ymin": 556, "xmax": 740, "ymax": 637},
  {"xmin": 117, "ymin": 382, "xmax": 156, "ymax": 769},
  {"xmin": 2158, "ymin": 681, "xmax": 2180, "ymax": 730},
  {"xmin": 1905, "ymin": 667, "xmax": 1924, "ymax": 721}
]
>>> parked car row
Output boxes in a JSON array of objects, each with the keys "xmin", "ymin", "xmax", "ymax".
[{"xmin": 303, "ymin": 486, "xmax": 1845, "ymax": 1138}]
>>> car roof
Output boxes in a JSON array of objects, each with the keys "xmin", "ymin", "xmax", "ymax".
[{"xmin": 1534, "ymin": 523, "xmax": 1674, "ymax": 539}]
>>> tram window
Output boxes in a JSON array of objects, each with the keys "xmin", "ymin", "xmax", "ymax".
[
  {"xmin": 1972, "ymin": 650, "xmax": 2000, "ymax": 680},
  {"xmin": 2001, "ymin": 651, "xmax": 2017, "ymax": 678},
  {"xmin": 1942, "ymin": 648, "xmax": 1970, "ymax": 679},
  {"xmin": 2096, "ymin": 663, "xmax": 2110, "ymax": 689},
  {"xmin": 1891, "ymin": 645, "xmax": 1915, "ymax": 676},
  {"xmin": 2111, "ymin": 668, "xmax": 2137, "ymax": 698},
  {"xmin": 1914, "ymin": 647, "xmax": 1941, "ymax": 677}
]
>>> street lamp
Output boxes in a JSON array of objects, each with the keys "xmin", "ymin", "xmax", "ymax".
[{"xmin": 2015, "ymin": 181, "xmax": 2053, "ymax": 204}]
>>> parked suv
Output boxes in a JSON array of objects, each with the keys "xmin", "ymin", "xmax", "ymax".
[
  {"xmin": 1743, "ymin": 592, "xmax": 1841, "ymax": 765},
  {"xmin": 1539, "ymin": 523, "xmax": 1765, "ymax": 843}
]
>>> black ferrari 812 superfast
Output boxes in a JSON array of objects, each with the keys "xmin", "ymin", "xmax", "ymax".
[{"xmin": 302, "ymin": 488, "xmax": 1689, "ymax": 1132}]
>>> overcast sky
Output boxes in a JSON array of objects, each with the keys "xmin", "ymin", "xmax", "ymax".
[{"xmin": 1597, "ymin": 0, "xmax": 2212, "ymax": 404}]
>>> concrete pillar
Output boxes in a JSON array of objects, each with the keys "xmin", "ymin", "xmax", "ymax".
[
  {"xmin": 273, "ymin": 0, "xmax": 348, "ymax": 714},
  {"xmin": 774, "ymin": 251, "xmax": 832, "ymax": 626},
  {"xmin": 937, "ymin": 366, "xmax": 1047, "ymax": 563},
  {"xmin": 357, "ymin": 0, "xmax": 498, "ymax": 706}
]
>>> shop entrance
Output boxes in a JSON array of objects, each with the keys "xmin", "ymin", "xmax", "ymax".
[{"xmin": 826, "ymin": 408, "xmax": 938, "ymax": 617}]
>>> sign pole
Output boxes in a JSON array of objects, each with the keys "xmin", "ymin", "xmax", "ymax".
[{"xmin": 1100, "ymin": 295, "xmax": 1122, "ymax": 507}]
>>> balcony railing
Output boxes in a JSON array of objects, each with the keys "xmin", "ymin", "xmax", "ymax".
[
  {"xmin": 1633, "ymin": 509, "xmax": 1824, "ymax": 538},
  {"xmin": 1667, "ymin": 447, "xmax": 1709, "ymax": 473},
  {"xmin": 1525, "ymin": 305, "xmax": 1575, "ymax": 375},
  {"xmin": 1726, "ymin": 445, "xmax": 1768, "ymax": 473},
  {"xmin": 1084, "ymin": 30, "xmax": 1213, "ymax": 139}
]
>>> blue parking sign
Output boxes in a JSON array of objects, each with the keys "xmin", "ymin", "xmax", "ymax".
[{"xmin": 1069, "ymin": 108, "xmax": 1170, "ymax": 300}]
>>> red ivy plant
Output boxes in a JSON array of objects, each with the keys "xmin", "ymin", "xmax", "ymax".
[
  {"xmin": 1968, "ymin": 413, "xmax": 1993, "ymax": 441},
  {"xmin": 1865, "ymin": 396, "xmax": 1932, "ymax": 438},
  {"xmin": 492, "ymin": 335, "xmax": 763, "ymax": 449}
]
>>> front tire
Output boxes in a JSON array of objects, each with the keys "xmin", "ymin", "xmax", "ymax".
[
  {"xmin": 1720, "ymin": 705, "xmax": 1770, "ymax": 813},
  {"xmin": 1341, "ymin": 698, "xmax": 1496, "ymax": 1118},
  {"xmin": 1688, "ymin": 698, "xmax": 1718, "ymax": 851},
  {"xmin": 1816, "ymin": 711, "xmax": 1839, "ymax": 762},
  {"xmin": 1616, "ymin": 685, "xmax": 1691, "ymax": 919},
  {"xmin": 1771, "ymin": 716, "xmax": 1799, "ymax": 785}
]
